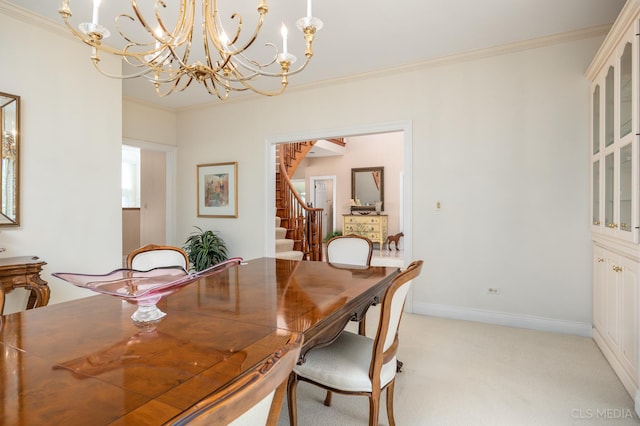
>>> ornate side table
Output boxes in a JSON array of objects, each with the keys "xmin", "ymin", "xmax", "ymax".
[{"xmin": 0, "ymin": 256, "xmax": 48, "ymax": 314}]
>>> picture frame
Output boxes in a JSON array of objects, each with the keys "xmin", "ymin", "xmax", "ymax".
[{"xmin": 197, "ymin": 162, "xmax": 238, "ymax": 218}]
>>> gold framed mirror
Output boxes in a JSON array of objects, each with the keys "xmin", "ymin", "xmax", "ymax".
[
  {"xmin": 351, "ymin": 167, "xmax": 384, "ymax": 213},
  {"xmin": 0, "ymin": 92, "xmax": 19, "ymax": 226}
]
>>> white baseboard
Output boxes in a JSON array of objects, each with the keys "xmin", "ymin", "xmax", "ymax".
[{"xmin": 413, "ymin": 302, "xmax": 592, "ymax": 337}]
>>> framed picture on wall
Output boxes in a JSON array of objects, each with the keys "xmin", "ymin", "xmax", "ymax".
[{"xmin": 197, "ymin": 162, "xmax": 238, "ymax": 218}]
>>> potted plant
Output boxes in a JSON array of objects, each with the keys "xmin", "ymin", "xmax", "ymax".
[
  {"xmin": 183, "ymin": 226, "xmax": 229, "ymax": 272},
  {"xmin": 324, "ymin": 230, "xmax": 342, "ymax": 242}
]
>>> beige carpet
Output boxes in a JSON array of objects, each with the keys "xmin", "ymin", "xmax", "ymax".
[{"xmin": 279, "ymin": 311, "xmax": 640, "ymax": 425}]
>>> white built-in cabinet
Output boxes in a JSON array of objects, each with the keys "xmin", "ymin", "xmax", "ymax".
[
  {"xmin": 588, "ymin": 1, "xmax": 640, "ymax": 411},
  {"xmin": 592, "ymin": 245, "xmax": 638, "ymax": 391}
]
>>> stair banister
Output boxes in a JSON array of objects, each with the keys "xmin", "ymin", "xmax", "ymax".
[{"xmin": 278, "ymin": 153, "xmax": 323, "ymax": 261}]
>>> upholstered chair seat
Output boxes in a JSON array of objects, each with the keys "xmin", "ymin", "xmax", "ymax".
[{"xmin": 294, "ymin": 331, "xmax": 397, "ymax": 393}]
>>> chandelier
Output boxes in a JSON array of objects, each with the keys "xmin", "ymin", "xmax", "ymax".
[{"xmin": 58, "ymin": 1, "xmax": 323, "ymax": 100}]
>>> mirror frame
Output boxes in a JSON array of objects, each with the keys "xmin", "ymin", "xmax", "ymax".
[
  {"xmin": 351, "ymin": 166, "xmax": 384, "ymax": 213},
  {"xmin": 0, "ymin": 92, "xmax": 20, "ymax": 227}
]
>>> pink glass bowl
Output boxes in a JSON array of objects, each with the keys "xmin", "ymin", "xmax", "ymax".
[{"xmin": 53, "ymin": 258, "xmax": 242, "ymax": 323}]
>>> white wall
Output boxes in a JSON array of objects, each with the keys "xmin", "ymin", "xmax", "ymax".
[
  {"xmin": 123, "ymin": 99, "xmax": 177, "ymax": 146},
  {"xmin": 0, "ymin": 6, "xmax": 122, "ymax": 310},
  {"xmin": 176, "ymin": 35, "xmax": 601, "ymax": 334}
]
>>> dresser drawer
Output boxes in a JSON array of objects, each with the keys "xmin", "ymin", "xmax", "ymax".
[
  {"xmin": 345, "ymin": 216, "xmax": 383, "ymax": 225},
  {"xmin": 344, "ymin": 224, "xmax": 380, "ymax": 233}
]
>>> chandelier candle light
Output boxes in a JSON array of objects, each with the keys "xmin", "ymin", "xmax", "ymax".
[{"xmin": 58, "ymin": 0, "xmax": 323, "ymax": 100}]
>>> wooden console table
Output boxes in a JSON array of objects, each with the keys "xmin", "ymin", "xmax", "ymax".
[
  {"xmin": 0, "ymin": 256, "xmax": 49, "ymax": 314},
  {"xmin": 343, "ymin": 214, "xmax": 388, "ymax": 253}
]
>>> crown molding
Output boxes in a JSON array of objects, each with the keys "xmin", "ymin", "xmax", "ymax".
[
  {"xmin": 289, "ymin": 24, "xmax": 613, "ymax": 95},
  {"xmin": 586, "ymin": 0, "xmax": 640, "ymax": 80},
  {"xmin": 0, "ymin": 1, "xmax": 69, "ymax": 38},
  {"xmin": 177, "ymin": 24, "xmax": 613, "ymax": 113}
]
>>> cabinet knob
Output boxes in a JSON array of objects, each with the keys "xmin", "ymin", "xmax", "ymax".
[
  {"xmin": 607, "ymin": 223, "xmax": 619, "ymax": 229},
  {"xmin": 597, "ymin": 258, "xmax": 605, "ymax": 263},
  {"xmin": 612, "ymin": 265, "xmax": 623, "ymax": 272},
  {"xmin": 593, "ymin": 221, "xmax": 601, "ymax": 225}
]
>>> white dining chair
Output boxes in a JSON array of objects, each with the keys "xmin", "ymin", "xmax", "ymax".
[
  {"xmin": 326, "ymin": 234, "xmax": 374, "ymax": 336},
  {"xmin": 126, "ymin": 244, "xmax": 189, "ymax": 271},
  {"xmin": 326, "ymin": 234, "xmax": 374, "ymax": 267},
  {"xmin": 287, "ymin": 260, "xmax": 423, "ymax": 426}
]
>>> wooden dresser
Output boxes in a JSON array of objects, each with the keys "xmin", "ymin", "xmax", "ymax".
[
  {"xmin": 343, "ymin": 214, "xmax": 388, "ymax": 252},
  {"xmin": 0, "ymin": 256, "xmax": 49, "ymax": 314}
]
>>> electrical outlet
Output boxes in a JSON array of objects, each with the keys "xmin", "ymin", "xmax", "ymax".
[{"xmin": 487, "ymin": 288, "xmax": 500, "ymax": 295}]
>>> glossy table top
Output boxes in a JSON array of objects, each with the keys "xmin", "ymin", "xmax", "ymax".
[{"xmin": 0, "ymin": 257, "xmax": 399, "ymax": 425}]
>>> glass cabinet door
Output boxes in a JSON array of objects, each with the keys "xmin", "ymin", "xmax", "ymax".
[
  {"xmin": 593, "ymin": 160, "xmax": 600, "ymax": 225},
  {"xmin": 590, "ymin": 33, "xmax": 637, "ymax": 242},
  {"xmin": 605, "ymin": 66, "xmax": 615, "ymax": 148},
  {"xmin": 619, "ymin": 143, "xmax": 632, "ymax": 232},
  {"xmin": 593, "ymin": 85, "xmax": 600, "ymax": 155},
  {"xmin": 605, "ymin": 152, "xmax": 615, "ymax": 229},
  {"xmin": 620, "ymin": 43, "xmax": 632, "ymax": 139}
]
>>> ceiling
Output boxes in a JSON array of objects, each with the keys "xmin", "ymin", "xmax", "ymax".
[{"xmin": 7, "ymin": 0, "xmax": 627, "ymax": 110}]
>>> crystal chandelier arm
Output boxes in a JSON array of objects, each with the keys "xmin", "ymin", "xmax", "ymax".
[
  {"xmin": 54, "ymin": 20, "xmax": 162, "ymax": 81},
  {"xmin": 204, "ymin": 61, "xmax": 288, "ymax": 96},
  {"xmin": 151, "ymin": 0, "xmax": 194, "ymax": 48},
  {"xmin": 224, "ymin": 13, "xmax": 245, "ymax": 48},
  {"xmin": 147, "ymin": 73, "xmax": 194, "ymax": 98},
  {"xmin": 91, "ymin": 53, "xmax": 158, "ymax": 79},
  {"xmin": 150, "ymin": 72, "xmax": 233, "ymax": 102},
  {"xmin": 206, "ymin": 0, "xmax": 268, "ymax": 56},
  {"xmin": 128, "ymin": 0, "xmax": 170, "ymax": 45},
  {"xmin": 230, "ymin": 50, "xmax": 313, "ymax": 79},
  {"xmin": 125, "ymin": 0, "xmax": 190, "ymax": 50}
]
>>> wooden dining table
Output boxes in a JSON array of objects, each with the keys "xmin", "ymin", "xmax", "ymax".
[{"xmin": 0, "ymin": 257, "xmax": 399, "ymax": 425}]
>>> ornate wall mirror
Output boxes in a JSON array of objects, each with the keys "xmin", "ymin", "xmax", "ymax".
[
  {"xmin": 0, "ymin": 92, "xmax": 19, "ymax": 226},
  {"xmin": 351, "ymin": 167, "xmax": 384, "ymax": 213}
]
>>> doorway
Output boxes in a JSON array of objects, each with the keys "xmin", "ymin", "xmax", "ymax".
[
  {"xmin": 122, "ymin": 138, "xmax": 177, "ymax": 259},
  {"xmin": 309, "ymin": 176, "xmax": 336, "ymax": 240},
  {"xmin": 266, "ymin": 121, "xmax": 413, "ymax": 263}
]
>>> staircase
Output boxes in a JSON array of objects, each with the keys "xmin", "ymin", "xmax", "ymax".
[
  {"xmin": 275, "ymin": 142, "xmax": 323, "ymax": 261},
  {"xmin": 275, "ymin": 216, "xmax": 304, "ymax": 260}
]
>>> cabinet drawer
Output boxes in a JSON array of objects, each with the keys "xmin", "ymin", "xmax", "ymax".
[{"xmin": 344, "ymin": 223, "xmax": 380, "ymax": 232}]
